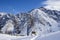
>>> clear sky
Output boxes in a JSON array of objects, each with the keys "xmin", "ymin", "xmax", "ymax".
[{"xmin": 0, "ymin": 0, "xmax": 46, "ymax": 14}]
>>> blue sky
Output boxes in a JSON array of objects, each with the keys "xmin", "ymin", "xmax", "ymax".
[{"xmin": 0, "ymin": 0, "xmax": 46, "ymax": 14}]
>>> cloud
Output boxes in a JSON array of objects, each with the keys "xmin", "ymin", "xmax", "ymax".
[{"xmin": 43, "ymin": 0, "xmax": 60, "ymax": 11}]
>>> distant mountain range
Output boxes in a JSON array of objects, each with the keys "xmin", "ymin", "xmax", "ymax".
[{"xmin": 0, "ymin": 7, "xmax": 60, "ymax": 36}]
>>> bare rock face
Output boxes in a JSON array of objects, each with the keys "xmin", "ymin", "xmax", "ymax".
[
  {"xmin": 0, "ymin": 13, "xmax": 34, "ymax": 36},
  {"xmin": 14, "ymin": 13, "xmax": 34, "ymax": 36}
]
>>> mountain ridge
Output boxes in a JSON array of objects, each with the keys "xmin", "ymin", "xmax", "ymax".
[{"xmin": 0, "ymin": 7, "xmax": 60, "ymax": 36}]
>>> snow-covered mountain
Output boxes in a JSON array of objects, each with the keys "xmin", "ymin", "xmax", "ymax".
[
  {"xmin": 29, "ymin": 8, "xmax": 59, "ymax": 36},
  {"xmin": 0, "ymin": 7, "xmax": 60, "ymax": 37}
]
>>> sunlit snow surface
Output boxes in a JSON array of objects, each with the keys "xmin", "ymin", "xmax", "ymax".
[
  {"xmin": 0, "ymin": 31, "xmax": 60, "ymax": 40},
  {"xmin": 0, "ymin": 34, "xmax": 33, "ymax": 40},
  {"xmin": 35, "ymin": 31, "xmax": 60, "ymax": 40}
]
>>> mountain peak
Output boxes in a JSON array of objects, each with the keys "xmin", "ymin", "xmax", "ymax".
[{"xmin": 0, "ymin": 7, "xmax": 60, "ymax": 36}]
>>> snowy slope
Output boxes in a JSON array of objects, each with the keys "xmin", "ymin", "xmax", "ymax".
[
  {"xmin": 35, "ymin": 31, "xmax": 60, "ymax": 40},
  {"xmin": 29, "ymin": 9, "xmax": 59, "ymax": 36},
  {"xmin": 0, "ymin": 34, "xmax": 34, "ymax": 40},
  {"xmin": 0, "ymin": 31, "xmax": 60, "ymax": 40}
]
